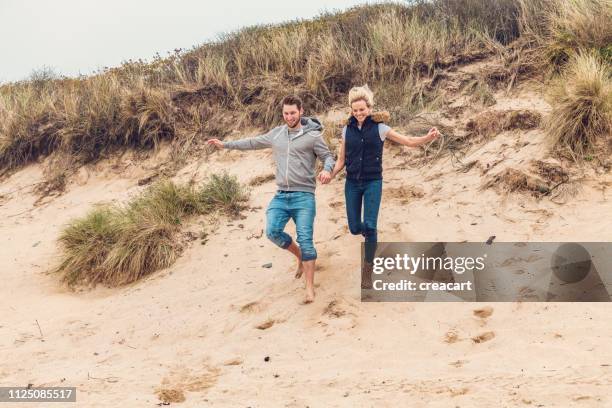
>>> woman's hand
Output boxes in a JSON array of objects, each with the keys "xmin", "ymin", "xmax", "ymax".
[{"xmin": 426, "ymin": 127, "xmax": 440, "ymax": 141}]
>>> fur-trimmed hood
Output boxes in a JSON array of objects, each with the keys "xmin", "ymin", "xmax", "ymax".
[{"xmin": 345, "ymin": 110, "xmax": 390, "ymax": 125}]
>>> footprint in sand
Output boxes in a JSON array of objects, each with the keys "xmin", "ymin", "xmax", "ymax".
[
  {"xmin": 449, "ymin": 360, "xmax": 467, "ymax": 368},
  {"xmin": 517, "ymin": 286, "xmax": 538, "ymax": 301},
  {"xmin": 449, "ymin": 387, "xmax": 469, "ymax": 397},
  {"xmin": 444, "ymin": 330, "xmax": 460, "ymax": 344},
  {"xmin": 473, "ymin": 306, "xmax": 494, "ymax": 319},
  {"xmin": 239, "ymin": 301, "xmax": 263, "ymax": 313},
  {"xmin": 471, "ymin": 331, "xmax": 495, "ymax": 343},
  {"xmin": 255, "ymin": 318, "xmax": 275, "ymax": 330},
  {"xmin": 156, "ymin": 388, "xmax": 185, "ymax": 404},
  {"xmin": 318, "ymin": 299, "xmax": 358, "ymax": 330},
  {"xmin": 156, "ymin": 365, "xmax": 220, "ymax": 404},
  {"xmin": 223, "ymin": 358, "xmax": 243, "ymax": 366},
  {"xmin": 323, "ymin": 300, "xmax": 347, "ymax": 318}
]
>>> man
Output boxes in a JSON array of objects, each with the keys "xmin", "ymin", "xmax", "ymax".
[{"xmin": 207, "ymin": 95, "xmax": 334, "ymax": 304}]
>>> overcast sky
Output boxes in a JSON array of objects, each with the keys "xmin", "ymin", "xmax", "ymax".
[{"xmin": 0, "ymin": 0, "xmax": 394, "ymax": 83}]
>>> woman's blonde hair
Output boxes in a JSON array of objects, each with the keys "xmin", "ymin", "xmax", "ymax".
[{"xmin": 348, "ymin": 84, "xmax": 374, "ymax": 108}]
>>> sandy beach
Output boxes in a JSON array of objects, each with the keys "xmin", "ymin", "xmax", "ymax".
[{"xmin": 1, "ymin": 65, "xmax": 612, "ymax": 407}]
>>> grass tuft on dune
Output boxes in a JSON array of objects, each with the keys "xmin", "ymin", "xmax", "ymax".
[
  {"xmin": 55, "ymin": 172, "xmax": 248, "ymax": 287},
  {"xmin": 3, "ymin": 0, "xmax": 609, "ymax": 175},
  {"xmin": 546, "ymin": 51, "xmax": 612, "ymax": 160}
]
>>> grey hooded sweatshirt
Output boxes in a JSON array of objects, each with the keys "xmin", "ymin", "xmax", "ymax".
[{"xmin": 223, "ymin": 117, "xmax": 335, "ymax": 194}]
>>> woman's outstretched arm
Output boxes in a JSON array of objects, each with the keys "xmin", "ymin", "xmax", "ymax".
[{"xmin": 386, "ymin": 127, "xmax": 439, "ymax": 147}]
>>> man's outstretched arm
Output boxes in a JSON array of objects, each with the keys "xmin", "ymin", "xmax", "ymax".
[
  {"xmin": 313, "ymin": 133, "xmax": 335, "ymax": 184},
  {"xmin": 207, "ymin": 129, "xmax": 275, "ymax": 151}
]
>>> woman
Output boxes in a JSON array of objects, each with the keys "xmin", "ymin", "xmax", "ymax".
[{"xmin": 326, "ymin": 85, "xmax": 440, "ymax": 287}]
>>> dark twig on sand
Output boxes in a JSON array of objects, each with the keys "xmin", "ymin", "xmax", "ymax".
[
  {"xmin": 87, "ymin": 372, "xmax": 120, "ymax": 383},
  {"xmin": 35, "ymin": 319, "xmax": 44, "ymax": 340}
]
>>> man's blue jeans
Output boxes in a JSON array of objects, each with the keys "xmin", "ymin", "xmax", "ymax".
[
  {"xmin": 345, "ymin": 178, "xmax": 382, "ymax": 263},
  {"xmin": 266, "ymin": 191, "xmax": 317, "ymax": 261}
]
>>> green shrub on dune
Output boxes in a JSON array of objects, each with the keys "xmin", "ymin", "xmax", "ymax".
[
  {"xmin": 546, "ymin": 51, "xmax": 612, "ymax": 159},
  {"xmin": 56, "ymin": 206, "xmax": 120, "ymax": 286},
  {"xmin": 548, "ymin": 0, "xmax": 612, "ymax": 64},
  {"xmin": 198, "ymin": 172, "xmax": 250, "ymax": 216},
  {"xmin": 5, "ymin": 0, "xmax": 608, "ymax": 173},
  {"xmin": 55, "ymin": 173, "xmax": 248, "ymax": 287}
]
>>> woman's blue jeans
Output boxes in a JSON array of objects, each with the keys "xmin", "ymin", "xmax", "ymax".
[
  {"xmin": 345, "ymin": 178, "xmax": 382, "ymax": 263},
  {"xmin": 266, "ymin": 191, "xmax": 317, "ymax": 261}
]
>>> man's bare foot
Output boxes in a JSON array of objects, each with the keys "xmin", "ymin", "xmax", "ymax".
[
  {"xmin": 294, "ymin": 261, "xmax": 303, "ymax": 279},
  {"xmin": 287, "ymin": 242, "xmax": 303, "ymax": 278},
  {"xmin": 301, "ymin": 287, "xmax": 315, "ymax": 304}
]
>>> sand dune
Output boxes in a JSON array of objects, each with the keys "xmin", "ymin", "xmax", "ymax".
[{"xmin": 1, "ymin": 70, "xmax": 612, "ymax": 407}]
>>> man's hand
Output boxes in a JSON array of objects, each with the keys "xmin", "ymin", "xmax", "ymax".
[
  {"xmin": 318, "ymin": 170, "xmax": 332, "ymax": 184},
  {"xmin": 206, "ymin": 139, "xmax": 225, "ymax": 149}
]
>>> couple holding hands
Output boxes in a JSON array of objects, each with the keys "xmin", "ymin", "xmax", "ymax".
[{"xmin": 207, "ymin": 85, "xmax": 440, "ymax": 303}]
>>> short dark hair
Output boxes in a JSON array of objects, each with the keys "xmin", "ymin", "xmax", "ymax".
[{"xmin": 281, "ymin": 95, "xmax": 302, "ymax": 110}]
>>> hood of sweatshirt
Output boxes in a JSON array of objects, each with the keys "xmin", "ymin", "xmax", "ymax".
[{"xmin": 299, "ymin": 116, "xmax": 323, "ymax": 133}]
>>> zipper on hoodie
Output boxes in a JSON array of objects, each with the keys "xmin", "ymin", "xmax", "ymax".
[
  {"xmin": 285, "ymin": 126, "xmax": 304, "ymax": 189},
  {"xmin": 286, "ymin": 127, "xmax": 290, "ymax": 189}
]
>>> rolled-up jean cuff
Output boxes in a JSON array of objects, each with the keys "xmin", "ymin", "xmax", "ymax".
[
  {"xmin": 301, "ymin": 252, "xmax": 317, "ymax": 261},
  {"xmin": 267, "ymin": 232, "xmax": 292, "ymax": 249},
  {"xmin": 279, "ymin": 236, "xmax": 292, "ymax": 249}
]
